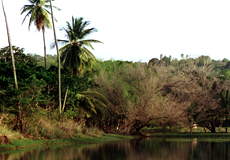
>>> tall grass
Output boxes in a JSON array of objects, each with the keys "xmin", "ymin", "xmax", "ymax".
[
  {"xmin": 25, "ymin": 115, "xmax": 104, "ymax": 139},
  {"xmin": 0, "ymin": 126, "xmax": 24, "ymax": 139},
  {"xmin": 0, "ymin": 111, "xmax": 105, "ymax": 140}
]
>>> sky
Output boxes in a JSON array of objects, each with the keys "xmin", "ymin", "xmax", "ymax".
[{"xmin": 1, "ymin": 0, "xmax": 230, "ymax": 62}]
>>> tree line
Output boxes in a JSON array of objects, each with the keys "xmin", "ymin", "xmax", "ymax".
[{"xmin": 1, "ymin": 45, "xmax": 230, "ymax": 135}]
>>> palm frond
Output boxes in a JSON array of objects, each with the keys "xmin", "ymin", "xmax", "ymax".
[
  {"xmin": 51, "ymin": 39, "xmax": 69, "ymax": 49},
  {"xmin": 77, "ymin": 90, "xmax": 108, "ymax": 115},
  {"xmin": 28, "ymin": 9, "xmax": 37, "ymax": 30},
  {"xmin": 79, "ymin": 90, "xmax": 108, "ymax": 106},
  {"xmin": 81, "ymin": 47, "xmax": 96, "ymax": 60},
  {"xmin": 44, "ymin": 3, "xmax": 61, "ymax": 11},
  {"xmin": 80, "ymin": 28, "xmax": 98, "ymax": 39},
  {"xmin": 79, "ymin": 39, "xmax": 103, "ymax": 50},
  {"xmin": 21, "ymin": 9, "xmax": 33, "ymax": 25},
  {"xmin": 20, "ymin": 5, "xmax": 34, "ymax": 15}
]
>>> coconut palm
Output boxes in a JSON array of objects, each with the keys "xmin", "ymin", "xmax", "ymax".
[
  {"xmin": 1, "ymin": 0, "xmax": 18, "ymax": 90},
  {"xmin": 53, "ymin": 16, "xmax": 103, "ymax": 75},
  {"xmin": 52, "ymin": 16, "xmax": 103, "ymax": 113},
  {"xmin": 21, "ymin": 0, "xmax": 60, "ymax": 69}
]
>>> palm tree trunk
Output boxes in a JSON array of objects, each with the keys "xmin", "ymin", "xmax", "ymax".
[
  {"xmin": 226, "ymin": 115, "xmax": 228, "ymax": 133},
  {"xmin": 62, "ymin": 86, "xmax": 69, "ymax": 113},
  {"xmin": 49, "ymin": 0, "xmax": 62, "ymax": 114},
  {"xmin": 1, "ymin": 0, "xmax": 18, "ymax": 90},
  {"xmin": 42, "ymin": 28, "xmax": 47, "ymax": 69}
]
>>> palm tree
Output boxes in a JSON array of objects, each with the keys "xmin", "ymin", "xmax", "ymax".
[
  {"xmin": 52, "ymin": 16, "xmax": 103, "ymax": 113},
  {"xmin": 21, "ymin": 0, "xmax": 60, "ymax": 69},
  {"xmin": 220, "ymin": 90, "xmax": 230, "ymax": 133},
  {"xmin": 54, "ymin": 16, "xmax": 102, "ymax": 75},
  {"xmin": 1, "ymin": 0, "xmax": 18, "ymax": 90}
]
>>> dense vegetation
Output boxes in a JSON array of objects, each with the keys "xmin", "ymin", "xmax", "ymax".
[
  {"xmin": 2, "ymin": 0, "xmax": 230, "ymax": 140},
  {"xmin": 94, "ymin": 56, "xmax": 230, "ymax": 134},
  {"xmin": 1, "ymin": 45, "xmax": 230, "ymax": 137}
]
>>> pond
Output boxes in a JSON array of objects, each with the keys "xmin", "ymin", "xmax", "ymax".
[{"xmin": 1, "ymin": 137, "xmax": 230, "ymax": 160}]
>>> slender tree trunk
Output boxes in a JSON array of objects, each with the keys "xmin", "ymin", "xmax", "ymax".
[
  {"xmin": 49, "ymin": 0, "xmax": 62, "ymax": 114},
  {"xmin": 1, "ymin": 0, "xmax": 18, "ymax": 90},
  {"xmin": 62, "ymin": 86, "xmax": 69, "ymax": 113},
  {"xmin": 42, "ymin": 28, "xmax": 47, "ymax": 69}
]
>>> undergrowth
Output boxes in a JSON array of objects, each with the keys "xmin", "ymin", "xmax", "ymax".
[{"xmin": 1, "ymin": 111, "xmax": 105, "ymax": 140}]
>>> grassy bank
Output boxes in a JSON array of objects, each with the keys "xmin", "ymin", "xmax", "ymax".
[
  {"xmin": 3, "ymin": 125, "xmax": 230, "ymax": 151},
  {"xmin": 0, "ymin": 134, "xmax": 134, "ymax": 151}
]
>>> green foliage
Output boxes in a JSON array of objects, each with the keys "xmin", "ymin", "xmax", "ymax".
[
  {"xmin": 31, "ymin": 54, "xmax": 58, "ymax": 68},
  {"xmin": 0, "ymin": 62, "xmax": 46, "ymax": 114},
  {"xmin": 218, "ymin": 69, "xmax": 230, "ymax": 80},
  {"xmin": 77, "ymin": 90, "xmax": 108, "ymax": 120},
  {"xmin": 196, "ymin": 55, "xmax": 211, "ymax": 66},
  {"xmin": 60, "ymin": 71, "xmax": 107, "ymax": 122},
  {"xmin": 62, "ymin": 107, "xmax": 80, "ymax": 120},
  {"xmin": 0, "ymin": 46, "xmax": 36, "ymax": 64},
  {"xmin": 222, "ymin": 58, "xmax": 229, "ymax": 63},
  {"xmin": 0, "ymin": 48, "xmax": 100, "ymax": 129}
]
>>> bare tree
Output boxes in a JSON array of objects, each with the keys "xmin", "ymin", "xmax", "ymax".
[
  {"xmin": 95, "ymin": 59, "xmax": 229, "ymax": 134},
  {"xmin": 95, "ymin": 62, "xmax": 188, "ymax": 135}
]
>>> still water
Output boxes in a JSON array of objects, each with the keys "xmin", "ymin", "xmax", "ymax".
[{"xmin": 1, "ymin": 138, "xmax": 230, "ymax": 160}]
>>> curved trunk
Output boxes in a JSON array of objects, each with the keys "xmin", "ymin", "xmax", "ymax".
[
  {"xmin": 1, "ymin": 0, "xmax": 18, "ymax": 90},
  {"xmin": 42, "ymin": 28, "xmax": 47, "ymax": 69},
  {"xmin": 124, "ymin": 120, "xmax": 147, "ymax": 135},
  {"xmin": 49, "ymin": 0, "xmax": 62, "ymax": 114}
]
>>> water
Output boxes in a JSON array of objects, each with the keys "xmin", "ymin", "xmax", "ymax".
[{"xmin": 1, "ymin": 138, "xmax": 230, "ymax": 160}]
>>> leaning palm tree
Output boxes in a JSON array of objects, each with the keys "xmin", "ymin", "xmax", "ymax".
[
  {"xmin": 1, "ymin": 0, "xmax": 18, "ymax": 90},
  {"xmin": 49, "ymin": 0, "xmax": 62, "ymax": 114},
  {"xmin": 52, "ymin": 16, "xmax": 103, "ymax": 113},
  {"xmin": 21, "ymin": 0, "xmax": 60, "ymax": 69}
]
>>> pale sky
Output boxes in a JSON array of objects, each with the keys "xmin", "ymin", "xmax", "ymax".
[{"xmin": 1, "ymin": 0, "xmax": 230, "ymax": 62}]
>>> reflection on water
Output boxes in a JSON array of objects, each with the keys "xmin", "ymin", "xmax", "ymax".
[{"xmin": 1, "ymin": 138, "xmax": 230, "ymax": 160}]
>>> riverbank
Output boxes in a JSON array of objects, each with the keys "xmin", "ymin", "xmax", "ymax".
[
  {"xmin": 3, "ymin": 126, "xmax": 230, "ymax": 152},
  {"xmin": 146, "ymin": 132, "xmax": 230, "ymax": 137},
  {"xmin": 0, "ymin": 134, "xmax": 134, "ymax": 151},
  {"xmin": 2, "ymin": 132, "xmax": 230, "ymax": 152}
]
